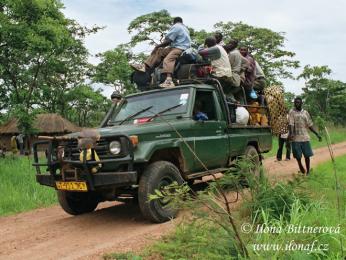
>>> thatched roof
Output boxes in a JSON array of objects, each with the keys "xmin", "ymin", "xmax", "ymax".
[{"xmin": 0, "ymin": 113, "xmax": 81, "ymax": 134}]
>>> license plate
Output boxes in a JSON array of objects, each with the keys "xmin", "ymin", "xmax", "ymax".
[{"xmin": 56, "ymin": 181, "xmax": 88, "ymax": 191}]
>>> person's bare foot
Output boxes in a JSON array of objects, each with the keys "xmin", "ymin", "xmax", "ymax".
[{"xmin": 298, "ymin": 166, "xmax": 306, "ymax": 174}]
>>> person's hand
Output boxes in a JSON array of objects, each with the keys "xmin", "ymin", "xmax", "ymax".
[{"xmin": 317, "ymin": 134, "xmax": 322, "ymax": 142}]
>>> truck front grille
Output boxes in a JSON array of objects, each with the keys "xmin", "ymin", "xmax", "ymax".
[{"xmin": 64, "ymin": 138, "xmax": 109, "ymax": 160}]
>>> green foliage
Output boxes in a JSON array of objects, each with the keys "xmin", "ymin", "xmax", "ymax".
[
  {"xmin": 247, "ymin": 156, "xmax": 346, "ymax": 259},
  {"xmin": 0, "ymin": 0, "xmax": 105, "ymax": 127},
  {"xmin": 149, "ymin": 220, "xmax": 239, "ymax": 260},
  {"xmin": 189, "ymin": 28, "xmax": 210, "ymax": 46},
  {"xmin": 127, "ymin": 9, "xmax": 172, "ymax": 47},
  {"xmin": 11, "ymin": 105, "xmax": 38, "ymax": 134},
  {"xmin": 247, "ymin": 180, "xmax": 310, "ymax": 223},
  {"xmin": 284, "ymin": 91, "xmax": 295, "ymax": 110},
  {"xmin": 130, "ymin": 156, "xmax": 346, "ymax": 259},
  {"xmin": 94, "ymin": 46, "xmax": 137, "ymax": 94},
  {"xmin": 64, "ymin": 84, "xmax": 110, "ymax": 127},
  {"xmin": 0, "ymin": 156, "xmax": 56, "ymax": 216},
  {"xmin": 103, "ymin": 252, "xmax": 142, "ymax": 260},
  {"xmin": 214, "ymin": 22, "xmax": 300, "ymax": 85},
  {"xmin": 298, "ymin": 65, "xmax": 346, "ymax": 125}
]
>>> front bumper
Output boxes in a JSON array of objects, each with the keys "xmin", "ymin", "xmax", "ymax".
[
  {"xmin": 36, "ymin": 171, "xmax": 137, "ymax": 188},
  {"xmin": 32, "ymin": 135, "xmax": 137, "ymax": 190}
]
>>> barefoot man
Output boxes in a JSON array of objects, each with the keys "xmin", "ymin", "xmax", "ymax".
[{"xmin": 288, "ymin": 97, "xmax": 322, "ymax": 175}]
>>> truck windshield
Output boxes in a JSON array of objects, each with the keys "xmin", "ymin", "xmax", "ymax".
[{"xmin": 109, "ymin": 88, "xmax": 190, "ymax": 124}]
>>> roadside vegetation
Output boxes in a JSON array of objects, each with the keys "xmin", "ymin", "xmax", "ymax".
[
  {"xmin": 0, "ymin": 156, "xmax": 56, "ymax": 216},
  {"xmin": 104, "ymin": 155, "xmax": 346, "ymax": 259},
  {"xmin": 265, "ymin": 126, "xmax": 346, "ymax": 158},
  {"xmin": 0, "ymin": 126, "xmax": 345, "ymax": 217}
]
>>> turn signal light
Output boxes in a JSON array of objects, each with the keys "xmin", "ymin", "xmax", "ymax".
[{"xmin": 130, "ymin": 135, "xmax": 139, "ymax": 147}]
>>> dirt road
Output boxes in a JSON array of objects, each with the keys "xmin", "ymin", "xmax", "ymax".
[{"xmin": 1, "ymin": 142, "xmax": 346, "ymax": 260}]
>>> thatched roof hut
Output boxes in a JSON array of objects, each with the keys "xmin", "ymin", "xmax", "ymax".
[
  {"xmin": 0, "ymin": 113, "xmax": 81, "ymax": 150},
  {"xmin": 0, "ymin": 113, "xmax": 80, "ymax": 134}
]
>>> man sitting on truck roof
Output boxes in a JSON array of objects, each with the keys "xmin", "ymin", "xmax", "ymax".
[
  {"xmin": 223, "ymin": 39, "xmax": 248, "ymax": 89},
  {"xmin": 130, "ymin": 17, "xmax": 191, "ymax": 88},
  {"xmin": 214, "ymin": 32, "xmax": 225, "ymax": 46},
  {"xmin": 239, "ymin": 45, "xmax": 258, "ymax": 100},
  {"xmin": 198, "ymin": 36, "xmax": 239, "ymax": 101}
]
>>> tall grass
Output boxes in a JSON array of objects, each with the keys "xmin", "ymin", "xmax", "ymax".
[
  {"xmin": 110, "ymin": 155, "xmax": 346, "ymax": 259},
  {"xmin": 0, "ymin": 156, "xmax": 56, "ymax": 216}
]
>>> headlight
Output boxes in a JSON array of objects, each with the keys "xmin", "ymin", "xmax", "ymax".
[{"xmin": 109, "ymin": 141, "xmax": 121, "ymax": 155}]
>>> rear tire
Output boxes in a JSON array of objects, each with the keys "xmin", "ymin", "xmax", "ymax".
[
  {"xmin": 57, "ymin": 191, "xmax": 99, "ymax": 215},
  {"xmin": 244, "ymin": 145, "xmax": 261, "ymax": 177},
  {"xmin": 138, "ymin": 161, "xmax": 184, "ymax": 223}
]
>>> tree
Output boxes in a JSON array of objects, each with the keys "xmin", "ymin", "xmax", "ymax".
[
  {"xmin": 127, "ymin": 9, "xmax": 172, "ymax": 47},
  {"xmin": 65, "ymin": 85, "xmax": 110, "ymax": 127},
  {"xmin": 0, "ymin": 0, "xmax": 103, "ymax": 127},
  {"xmin": 283, "ymin": 91, "xmax": 295, "ymax": 110},
  {"xmin": 126, "ymin": 11, "xmax": 299, "ymax": 85},
  {"xmin": 298, "ymin": 65, "xmax": 346, "ymax": 125},
  {"xmin": 214, "ymin": 22, "xmax": 300, "ymax": 84},
  {"xmin": 93, "ymin": 45, "xmax": 137, "ymax": 94}
]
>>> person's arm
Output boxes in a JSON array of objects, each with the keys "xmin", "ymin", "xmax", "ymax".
[
  {"xmin": 288, "ymin": 125, "xmax": 294, "ymax": 141},
  {"xmin": 153, "ymin": 38, "xmax": 172, "ymax": 51},
  {"xmin": 198, "ymin": 46, "xmax": 221, "ymax": 60},
  {"xmin": 288, "ymin": 111, "xmax": 294, "ymax": 141},
  {"xmin": 153, "ymin": 24, "xmax": 178, "ymax": 52},
  {"xmin": 309, "ymin": 125, "xmax": 322, "ymax": 141},
  {"xmin": 306, "ymin": 111, "xmax": 322, "ymax": 141}
]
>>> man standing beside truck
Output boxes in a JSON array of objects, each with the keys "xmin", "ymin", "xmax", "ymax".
[{"xmin": 288, "ymin": 97, "xmax": 322, "ymax": 175}]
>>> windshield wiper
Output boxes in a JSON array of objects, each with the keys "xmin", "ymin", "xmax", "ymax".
[
  {"xmin": 119, "ymin": 105, "xmax": 153, "ymax": 125},
  {"xmin": 148, "ymin": 103, "xmax": 183, "ymax": 121}
]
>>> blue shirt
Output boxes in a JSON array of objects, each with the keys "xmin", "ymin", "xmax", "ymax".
[
  {"xmin": 165, "ymin": 23, "xmax": 191, "ymax": 50},
  {"xmin": 194, "ymin": 112, "xmax": 208, "ymax": 121}
]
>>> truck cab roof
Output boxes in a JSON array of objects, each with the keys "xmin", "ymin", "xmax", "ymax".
[{"xmin": 124, "ymin": 84, "xmax": 216, "ymax": 99}]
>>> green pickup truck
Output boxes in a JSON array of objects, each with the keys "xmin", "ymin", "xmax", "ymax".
[{"xmin": 33, "ymin": 81, "xmax": 272, "ymax": 223}]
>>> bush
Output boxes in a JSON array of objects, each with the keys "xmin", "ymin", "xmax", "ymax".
[{"xmin": 247, "ymin": 180, "xmax": 311, "ymax": 223}]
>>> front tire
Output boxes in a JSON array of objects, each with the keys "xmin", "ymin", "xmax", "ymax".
[
  {"xmin": 57, "ymin": 191, "xmax": 99, "ymax": 215},
  {"xmin": 138, "ymin": 161, "xmax": 184, "ymax": 223}
]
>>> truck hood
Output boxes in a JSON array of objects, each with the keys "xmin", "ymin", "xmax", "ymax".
[{"xmin": 66, "ymin": 120, "xmax": 191, "ymax": 139}]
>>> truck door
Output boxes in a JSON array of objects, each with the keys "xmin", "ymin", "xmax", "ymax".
[{"xmin": 192, "ymin": 89, "xmax": 229, "ymax": 171}]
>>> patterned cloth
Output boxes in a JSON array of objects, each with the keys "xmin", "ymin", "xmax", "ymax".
[{"xmin": 288, "ymin": 108, "xmax": 313, "ymax": 142}]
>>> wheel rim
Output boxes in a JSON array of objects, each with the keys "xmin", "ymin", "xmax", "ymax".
[{"xmin": 157, "ymin": 176, "xmax": 175, "ymax": 206}]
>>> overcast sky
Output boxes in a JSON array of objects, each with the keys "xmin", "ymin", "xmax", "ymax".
[{"xmin": 61, "ymin": 0, "xmax": 346, "ymax": 96}]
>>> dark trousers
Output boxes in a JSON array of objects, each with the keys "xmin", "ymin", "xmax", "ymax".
[
  {"xmin": 276, "ymin": 136, "xmax": 291, "ymax": 160},
  {"xmin": 19, "ymin": 142, "xmax": 24, "ymax": 155}
]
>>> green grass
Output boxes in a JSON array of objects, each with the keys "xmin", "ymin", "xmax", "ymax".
[
  {"xmin": 0, "ymin": 156, "xmax": 56, "ymax": 216},
  {"xmin": 264, "ymin": 127, "xmax": 346, "ymax": 158},
  {"xmin": 243, "ymin": 155, "xmax": 346, "ymax": 259},
  {"xmin": 114, "ymin": 155, "xmax": 346, "ymax": 260}
]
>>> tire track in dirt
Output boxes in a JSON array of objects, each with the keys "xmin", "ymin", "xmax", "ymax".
[{"xmin": 1, "ymin": 142, "xmax": 345, "ymax": 260}]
